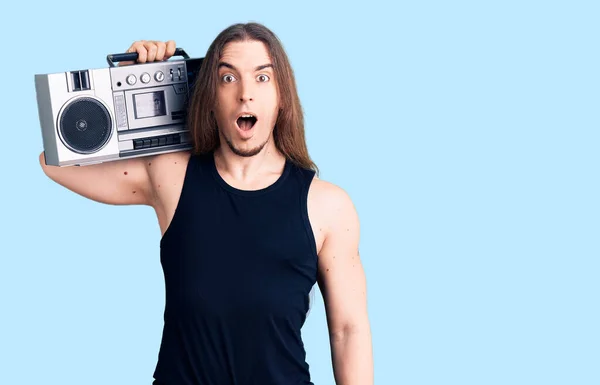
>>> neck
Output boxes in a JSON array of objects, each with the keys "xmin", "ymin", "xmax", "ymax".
[{"xmin": 213, "ymin": 138, "xmax": 286, "ymax": 183}]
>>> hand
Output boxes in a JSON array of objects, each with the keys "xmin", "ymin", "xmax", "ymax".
[{"xmin": 118, "ymin": 40, "xmax": 177, "ymax": 66}]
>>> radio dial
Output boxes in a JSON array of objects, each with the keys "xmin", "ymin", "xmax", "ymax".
[
  {"xmin": 155, "ymin": 71, "xmax": 165, "ymax": 82},
  {"xmin": 140, "ymin": 72, "xmax": 151, "ymax": 84},
  {"xmin": 126, "ymin": 74, "xmax": 137, "ymax": 85}
]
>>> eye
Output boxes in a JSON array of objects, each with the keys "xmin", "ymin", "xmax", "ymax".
[
  {"xmin": 222, "ymin": 74, "xmax": 236, "ymax": 83},
  {"xmin": 257, "ymin": 74, "xmax": 270, "ymax": 82}
]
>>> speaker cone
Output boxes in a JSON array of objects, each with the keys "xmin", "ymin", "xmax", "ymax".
[{"xmin": 59, "ymin": 97, "xmax": 112, "ymax": 153}]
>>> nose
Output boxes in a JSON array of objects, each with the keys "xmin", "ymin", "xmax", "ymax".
[{"xmin": 238, "ymin": 78, "xmax": 254, "ymax": 102}]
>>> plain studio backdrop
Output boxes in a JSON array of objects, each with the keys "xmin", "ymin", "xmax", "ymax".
[{"xmin": 0, "ymin": 1, "xmax": 598, "ymax": 384}]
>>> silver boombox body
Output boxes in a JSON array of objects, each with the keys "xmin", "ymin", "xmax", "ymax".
[{"xmin": 34, "ymin": 48, "xmax": 203, "ymax": 166}]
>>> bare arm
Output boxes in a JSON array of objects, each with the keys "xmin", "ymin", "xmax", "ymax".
[
  {"xmin": 39, "ymin": 151, "xmax": 154, "ymax": 206},
  {"xmin": 314, "ymin": 181, "xmax": 373, "ymax": 385},
  {"xmin": 37, "ymin": 40, "xmax": 178, "ymax": 207}
]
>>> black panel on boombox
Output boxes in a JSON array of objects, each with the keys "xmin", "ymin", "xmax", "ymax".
[{"xmin": 59, "ymin": 97, "xmax": 112, "ymax": 153}]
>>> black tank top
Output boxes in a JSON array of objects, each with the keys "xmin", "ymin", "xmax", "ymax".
[{"xmin": 152, "ymin": 151, "xmax": 318, "ymax": 385}]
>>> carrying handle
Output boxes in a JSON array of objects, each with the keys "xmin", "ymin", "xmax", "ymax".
[{"xmin": 106, "ymin": 47, "xmax": 190, "ymax": 67}]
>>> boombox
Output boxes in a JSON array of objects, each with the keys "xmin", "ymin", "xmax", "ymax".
[{"xmin": 34, "ymin": 48, "xmax": 204, "ymax": 166}]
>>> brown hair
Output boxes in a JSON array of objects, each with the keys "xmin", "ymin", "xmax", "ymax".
[{"xmin": 187, "ymin": 22, "xmax": 318, "ymax": 174}]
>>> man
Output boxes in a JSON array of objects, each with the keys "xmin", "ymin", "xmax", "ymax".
[{"xmin": 39, "ymin": 22, "xmax": 373, "ymax": 384}]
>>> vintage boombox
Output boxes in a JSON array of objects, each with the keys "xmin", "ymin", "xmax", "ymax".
[{"xmin": 34, "ymin": 48, "xmax": 204, "ymax": 166}]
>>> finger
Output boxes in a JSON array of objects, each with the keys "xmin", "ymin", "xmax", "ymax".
[
  {"xmin": 165, "ymin": 40, "xmax": 176, "ymax": 60},
  {"xmin": 155, "ymin": 41, "xmax": 167, "ymax": 61},
  {"xmin": 132, "ymin": 40, "xmax": 148, "ymax": 63},
  {"xmin": 117, "ymin": 59, "xmax": 134, "ymax": 67},
  {"xmin": 144, "ymin": 41, "xmax": 158, "ymax": 62},
  {"xmin": 118, "ymin": 42, "xmax": 138, "ymax": 66}
]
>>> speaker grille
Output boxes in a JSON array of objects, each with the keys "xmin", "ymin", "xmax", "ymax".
[{"xmin": 59, "ymin": 97, "xmax": 112, "ymax": 153}]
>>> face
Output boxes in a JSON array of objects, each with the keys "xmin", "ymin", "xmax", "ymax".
[{"xmin": 213, "ymin": 40, "xmax": 280, "ymax": 157}]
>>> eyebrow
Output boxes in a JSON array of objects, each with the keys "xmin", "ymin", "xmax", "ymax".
[{"xmin": 218, "ymin": 62, "xmax": 273, "ymax": 72}]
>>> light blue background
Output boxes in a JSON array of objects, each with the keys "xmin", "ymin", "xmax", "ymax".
[{"xmin": 1, "ymin": 0, "xmax": 598, "ymax": 384}]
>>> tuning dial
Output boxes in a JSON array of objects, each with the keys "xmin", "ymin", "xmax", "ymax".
[
  {"xmin": 155, "ymin": 71, "xmax": 165, "ymax": 82},
  {"xmin": 126, "ymin": 74, "xmax": 137, "ymax": 85},
  {"xmin": 140, "ymin": 72, "xmax": 151, "ymax": 84}
]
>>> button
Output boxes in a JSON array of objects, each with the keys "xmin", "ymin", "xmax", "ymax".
[
  {"xmin": 166, "ymin": 136, "xmax": 173, "ymax": 145},
  {"xmin": 141, "ymin": 72, "xmax": 151, "ymax": 84},
  {"xmin": 133, "ymin": 139, "xmax": 144, "ymax": 149},
  {"xmin": 159, "ymin": 137, "xmax": 167, "ymax": 146},
  {"xmin": 126, "ymin": 74, "xmax": 137, "ymax": 85},
  {"xmin": 172, "ymin": 134, "xmax": 181, "ymax": 144},
  {"xmin": 151, "ymin": 138, "xmax": 159, "ymax": 147},
  {"xmin": 143, "ymin": 139, "xmax": 151, "ymax": 148},
  {"xmin": 155, "ymin": 71, "xmax": 165, "ymax": 82},
  {"xmin": 80, "ymin": 71, "xmax": 90, "ymax": 90}
]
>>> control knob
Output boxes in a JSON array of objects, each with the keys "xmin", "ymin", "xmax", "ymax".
[{"xmin": 126, "ymin": 74, "xmax": 137, "ymax": 85}]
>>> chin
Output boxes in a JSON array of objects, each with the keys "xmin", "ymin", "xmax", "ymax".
[{"xmin": 223, "ymin": 134, "xmax": 270, "ymax": 157}]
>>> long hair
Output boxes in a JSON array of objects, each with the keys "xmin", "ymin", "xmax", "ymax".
[{"xmin": 187, "ymin": 22, "xmax": 318, "ymax": 174}]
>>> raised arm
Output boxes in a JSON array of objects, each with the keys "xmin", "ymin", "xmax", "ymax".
[
  {"xmin": 38, "ymin": 40, "xmax": 178, "ymax": 207},
  {"xmin": 39, "ymin": 152, "xmax": 153, "ymax": 205}
]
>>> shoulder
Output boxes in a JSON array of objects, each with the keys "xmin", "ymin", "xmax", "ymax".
[
  {"xmin": 309, "ymin": 176, "xmax": 352, "ymax": 208},
  {"xmin": 308, "ymin": 176, "xmax": 359, "ymax": 234},
  {"xmin": 146, "ymin": 149, "xmax": 192, "ymax": 175}
]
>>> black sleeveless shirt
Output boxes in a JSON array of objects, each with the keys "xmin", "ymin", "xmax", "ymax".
[{"xmin": 152, "ymin": 152, "xmax": 318, "ymax": 385}]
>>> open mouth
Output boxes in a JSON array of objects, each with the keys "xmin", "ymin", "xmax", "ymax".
[{"xmin": 236, "ymin": 114, "xmax": 258, "ymax": 131}]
